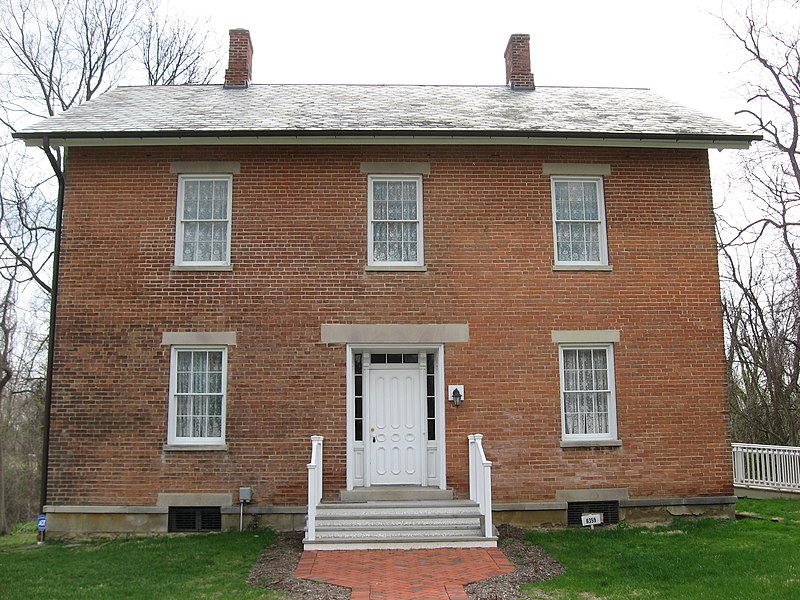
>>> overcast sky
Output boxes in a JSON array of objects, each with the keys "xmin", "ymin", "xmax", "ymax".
[{"xmin": 171, "ymin": 0, "xmax": 750, "ymax": 126}]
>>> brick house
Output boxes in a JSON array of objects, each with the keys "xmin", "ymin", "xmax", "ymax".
[{"xmin": 16, "ymin": 31, "xmax": 757, "ymax": 546}]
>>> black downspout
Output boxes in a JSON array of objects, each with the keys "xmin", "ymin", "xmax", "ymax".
[{"xmin": 39, "ymin": 139, "xmax": 66, "ymax": 514}]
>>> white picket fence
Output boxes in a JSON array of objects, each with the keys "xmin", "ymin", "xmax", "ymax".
[{"xmin": 732, "ymin": 443, "xmax": 800, "ymax": 493}]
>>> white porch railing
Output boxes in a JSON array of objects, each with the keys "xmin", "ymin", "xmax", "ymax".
[
  {"xmin": 732, "ymin": 443, "xmax": 800, "ymax": 492},
  {"xmin": 468, "ymin": 434, "xmax": 493, "ymax": 538},
  {"xmin": 306, "ymin": 435, "xmax": 324, "ymax": 541}
]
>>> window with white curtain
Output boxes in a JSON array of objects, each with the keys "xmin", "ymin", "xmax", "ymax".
[
  {"xmin": 551, "ymin": 176, "xmax": 608, "ymax": 266},
  {"xmin": 368, "ymin": 175, "xmax": 423, "ymax": 267},
  {"xmin": 175, "ymin": 175, "xmax": 232, "ymax": 267},
  {"xmin": 168, "ymin": 347, "xmax": 227, "ymax": 445},
  {"xmin": 559, "ymin": 344, "xmax": 617, "ymax": 441}
]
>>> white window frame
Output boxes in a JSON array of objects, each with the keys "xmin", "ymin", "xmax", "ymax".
[
  {"xmin": 558, "ymin": 343, "xmax": 618, "ymax": 443},
  {"xmin": 175, "ymin": 174, "xmax": 232, "ymax": 267},
  {"xmin": 367, "ymin": 174, "xmax": 424, "ymax": 267},
  {"xmin": 167, "ymin": 346, "xmax": 228, "ymax": 446},
  {"xmin": 551, "ymin": 176, "xmax": 608, "ymax": 267}
]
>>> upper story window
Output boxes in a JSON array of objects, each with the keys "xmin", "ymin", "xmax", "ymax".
[
  {"xmin": 551, "ymin": 176, "xmax": 608, "ymax": 267},
  {"xmin": 368, "ymin": 175, "xmax": 424, "ymax": 267},
  {"xmin": 167, "ymin": 346, "xmax": 227, "ymax": 446},
  {"xmin": 559, "ymin": 344, "xmax": 617, "ymax": 443},
  {"xmin": 175, "ymin": 175, "xmax": 232, "ymax": 267}
]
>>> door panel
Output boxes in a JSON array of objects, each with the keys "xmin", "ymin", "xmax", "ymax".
[{"xmin": 368, "ymin": 367, "xmax": 422, "ymax": 485}]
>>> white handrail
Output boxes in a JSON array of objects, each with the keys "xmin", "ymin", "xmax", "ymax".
[
  {"xmin": 732, "ymin": 442, "xmax": 800, "ymax": 492},
  {"xmin": 306, "ymin": 435, "xmax": 324, "ymax": 541},
  {"xmin": 468, "ymin": 434, "xmax": 493, "ymax": 538}
]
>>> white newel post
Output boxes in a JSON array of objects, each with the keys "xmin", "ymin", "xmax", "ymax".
[
  {"xmin": 468, "ymin": 433, "xmax": 494, "ymax": 538},
  {"xmin": 306, "ymin": 435, "xmax": 324, "ymax": 541},
  {"xmin": 468, "ymin": 435, "xmax": 477, "ymax": 502}
]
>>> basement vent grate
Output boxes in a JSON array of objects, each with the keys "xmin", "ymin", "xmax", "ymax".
[
  {"xmin": 567, "ymin": 501, "xmax": 619, "ymax": 527},
  {"xmin": 168, "ymin": 506, "xmax": 222, "ymax": 532}
]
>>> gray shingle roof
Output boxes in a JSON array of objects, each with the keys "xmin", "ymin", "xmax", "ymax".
[{"xmin": 14, "ymin": 84, "xmax": 757, "ymax": 146}]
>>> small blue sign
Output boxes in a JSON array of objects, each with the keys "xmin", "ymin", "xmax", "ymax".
[{"xmin": 36, "ymin": 514, "xmax": 47, "ymax": 532}]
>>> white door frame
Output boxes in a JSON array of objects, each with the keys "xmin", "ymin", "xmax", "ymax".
[{"xmin": 346, "ymin": 343, "xmax": 446, "ymax": 490}]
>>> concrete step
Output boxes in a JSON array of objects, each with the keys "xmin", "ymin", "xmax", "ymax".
[
  {"xmin": 304, "ymin": 498, "xmax": 496, "ymax": 550},
  {"xmin": 303, "ymin": 536, "xmax": 499, "ymax": 551},
  {"xmin": 314, "ymin": 527, "xmax": 483, "ymax": 540},
  {"xmin": 316, "ymin": 516, "xmax": 481, "ymax": 529},
  {"xmin": 340, "ymin": 486, "xmax": 454, "ymax": 502},
  {"xmin": 316, "ymin": 500, "xmax": 479, "ymax": 518}
]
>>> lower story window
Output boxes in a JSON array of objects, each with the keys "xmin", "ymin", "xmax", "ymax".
[
  {"xmin": 168, "ymin": 346, "xmax": 227, "ymax": 445},
  {"xmin": 559, "ymin": 344, "xmax": 617, "ymax": 442}
]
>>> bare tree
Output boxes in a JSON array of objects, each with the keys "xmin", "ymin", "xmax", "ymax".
[
  {"xmin": 718, "ymin": 0, "xmax": 800, "ymax": 445},
  {"xmin": 0, "ymin": 0, "xmax": 141, "ymax": 293},
  {"xmin": 0, "ymin": 148, "xmax": 56, "ymax": 295},
  {"xmin": 0, "ymin": 0, "xmax": 219, "ymax": 253},
  {"xmin": 721, "ymin": 247, "xmax": 800, "ymax": 444},
  {"xmin": 136, "ymin": 0, "xmax": 219, "ymax": 86},
  {"xmin": 0, "ymin": 147, "xmax": 51, "ymax": 531},
  {"xmin": 0, "ymin": 273, "xmax": 14, "ymax": 536},
  {"xmin": 0, "ymin": 0, "xmax": 140, "ymax": 128},
  {"xmin": 0, "ymin": 0, "xmax": 219, "ymax": 530},
  {"xmin": 0, "ymin": 270, "xmax": 46, "ymax": 535}
]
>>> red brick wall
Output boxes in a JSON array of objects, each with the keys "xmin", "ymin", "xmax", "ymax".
[{"xmin": 47, "ymin": 144, "xmax": 732, "ymax": 507}]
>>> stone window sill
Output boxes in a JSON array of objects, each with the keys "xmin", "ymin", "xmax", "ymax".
[
  {"xmin": 552, "ymin": 264, "xmax": 613, "ymax": 272},
  {"xmin": 163, "ymin": 444, "xmax": 228, "ymax": 452},
  {"xmin": 171, "ymin": 265, "xmax": 233, "ymax": 272},
  {"xmin": 365, "ymin": 265, "xmax": 428, "ymax": 272},
  {"xmin": 560, "ymin": 439, "xmax": 622, "ymax": 448}
]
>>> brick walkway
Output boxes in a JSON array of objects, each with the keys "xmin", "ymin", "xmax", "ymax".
[{"xmin": 295, "ymin": 547, "xmax": 515, "ymax": 599}]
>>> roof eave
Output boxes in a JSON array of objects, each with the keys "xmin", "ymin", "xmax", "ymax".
[{"xmin": 13, "ymin": 129, "xmax": 760, "ymax": 150}]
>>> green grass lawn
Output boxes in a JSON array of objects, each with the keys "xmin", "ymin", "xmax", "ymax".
[
  {"xmin": 523, "ymin": 498, "xmax": 800, "ymax": 599},
  {"xmin": 0, "ymin": 522, "xmax": 37, "ymax": 548},
  {"xmin": 1, "ymin": 499, "xmax": 798, "ymax": 599},
  {"xmin": 0, "ymin": 528, "xmax": 279, "ymax": 599}
]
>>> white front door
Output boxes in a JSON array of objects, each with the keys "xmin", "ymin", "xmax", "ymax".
[{"xmin": 368, "ymin": 365, "xmax": 423, "ymax": 485}]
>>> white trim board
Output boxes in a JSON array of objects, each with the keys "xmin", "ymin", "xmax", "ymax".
[{"xmin": 346, "ymin": 344, "xmax": 447, "ymax": 491}]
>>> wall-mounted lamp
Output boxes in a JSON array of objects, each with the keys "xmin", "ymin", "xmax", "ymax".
[{"xmin": 448, "ymin": 385, "xmax": 465, "ymax": 407}]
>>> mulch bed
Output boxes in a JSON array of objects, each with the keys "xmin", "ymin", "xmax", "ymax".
[
  {"xmin": 464, "ymin": 524, "xmax": 565, "ymax": 599},
  {"xmin": 246, "ymin": 532, "xmax": 349, "ymax": 599},
  {"xmin": 247, "ymin": 524, "xmax": 564, "ymax": 599}
]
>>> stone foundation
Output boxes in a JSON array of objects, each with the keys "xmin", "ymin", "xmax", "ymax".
[
  {"xmin": 44, "ymin": 495, "xmax": 736, "ymax": 539},
  {"xmin": 43, "ymin": 504, "xmax": 306, "ymax": 540}
]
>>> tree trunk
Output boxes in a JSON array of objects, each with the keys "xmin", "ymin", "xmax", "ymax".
[{"xmin": 0, "ymin": 431, "xmax": 7, "ymax": 535}]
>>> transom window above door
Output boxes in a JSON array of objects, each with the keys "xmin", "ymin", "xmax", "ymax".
[
  {"xmin": 367, "ymin": 175, "xmax": 424, "ymax": 268},
  {"xmin": 369, "ymin": 353, "xmax": 421, "ymax": 364}
]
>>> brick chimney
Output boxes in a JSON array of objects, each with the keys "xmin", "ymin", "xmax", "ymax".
[
  {"xmin": 224, "ymin": 29, "xmax": 253, "ymax": 88},
  {"xmin": 504, "ymin": 34, "xmax": 534, "ymax": 90}
]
